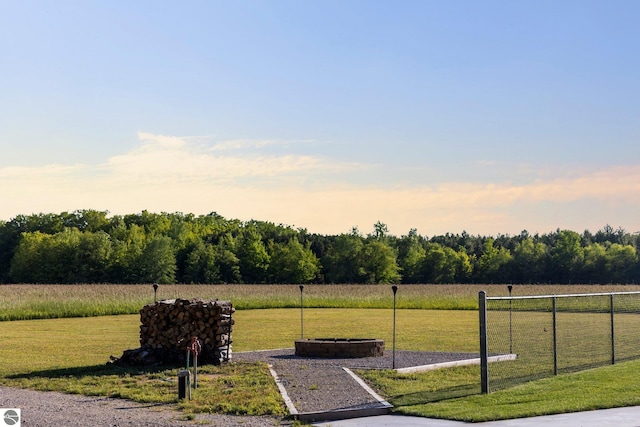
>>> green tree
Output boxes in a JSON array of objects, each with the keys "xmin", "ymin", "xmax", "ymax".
[
  {"xmin": 476, "ymin": 238, "xmax": 513, "ymax": 283},
  {"xmin": 269, "ymin": 239, "xmax": 320, "ymax": 283},
  {"xmin": 370, "ymin": 221, "xmax": 389, "ymax": 241},
  {"xmin": 184, "ymin": 241, "xmax": 219, "ymax": 283},
  {"xmin": 551, "ymin": 230, "xmax": 584, "ymax": 283},
  {"xmin": 10, "ymin": 229, "xmax": 84, "ymax": 283},
  {"xmin": 10, "ymin": 231, "xmax": 51, "ymax": 283},
  {"xmin": 397, "ymin": 229, "xmax": 427, "ymax": 283},
  {"xmin": 421, "ymin": 243, "xmax": 448, "ymax": 283},
  {"xmin": 606, "ymin": 243, "xmax": 637, "ymax": 283},
  {"xmin": 237, "ymin": 228, "xmax": 270, "ymax": 283},
  {"xmin": 62, "ymin": 209, "xmax": 111, "ymax": 232},
  {"xmin": 512, "ymin": 238, "xmax": 548, "ymax": 284},
  {"xmin": 109, "ymin": 223, "xmax": 147, "ymax": 283},
  {"xmin": 136, "ymin": 235, "xmax": 176, "ymax": 284},
  {"xmin": 420, "ymin": 243, "xmax": 470, "ymax": 283},
  {"xmin": 323, "ymin": 231, "xmax": 365, "ymax": 283},
  {"xmin": 583, "ymin": 243, "xmax": 608, "ymax": 284},
  {"xmin": 73, "ymin": 231, "xmax": 113, "ymax": 282},
  {"xmin": 360, "ymin": 240, "xmax": 401, "ymax": 284},
  {"xmin": 453, "ymin": 247, "xmax": 473, "ymax": 283},
  {"xmin": 215, "ymin": 233, "xmax": 241, "ymax": 284}
]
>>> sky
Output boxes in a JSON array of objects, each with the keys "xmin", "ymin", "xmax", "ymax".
[{"xmin": 1, "ymin": 1, "xmax": 639, "ymax": 237}]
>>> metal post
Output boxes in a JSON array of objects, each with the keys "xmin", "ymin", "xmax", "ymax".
[
  {"xmin": 299, "ymin": 285, "xmax": 304, "ymax": 340},
  {"xmin": 507, "ymin": 285, "xmax": 513, "ymax": 354},
  {"xmin": 189, "ymin": 336, "xmax": 201, "ymax": 389},
  {"xmin": 178, "ymin": 370, "xmax": 191, "ymax": 400},
  {"xmin": 392, "ymin": 285, "xmax": 398, "ymax": 369},
  {"xmin": 479, "ymin": 291, "xmax": 489, "ymax": 393},
  {"xmin": 610, "ymin": 294, "xmax": 615, "ymax": 365},
  {"xmin": 552, "ymin": 296, "xmax": 558, "ymax": 376},
  {"xmin": 193, "ymin": 353, "xmax": 198, "ymax": 389}
]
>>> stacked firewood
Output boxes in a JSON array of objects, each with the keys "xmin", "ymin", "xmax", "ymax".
[{"xmin": 111, "ymin": 298, "xmax": 234, "ymax": 366}]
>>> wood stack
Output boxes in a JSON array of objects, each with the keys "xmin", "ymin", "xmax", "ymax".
[{"xmin": 111, "ymin": 298, "xmax": 234, "ymax": 366}]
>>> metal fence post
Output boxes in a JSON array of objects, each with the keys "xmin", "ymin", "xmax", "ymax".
[
  {"xmin": 508, "ymin": 285, "xmax": 513, "ymax": 354},
  {"xmin": 479, "ymin": 291, "xmax": 489, "ymax": 393},
  {"xmin": 392, "ymin": 285, "xmax": 398, "ymax": 369},
  {"xmin": 552, "ymin": 296, "xmax": 558, "ymax": 376},
  {"xmin": 610, "ymin": 294, "xmax": 615, "ymax": 365}
]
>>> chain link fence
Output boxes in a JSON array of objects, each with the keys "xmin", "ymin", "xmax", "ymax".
[{"xmin": 480, "ymin": 291, "xmax": 640, "ymax": 393}]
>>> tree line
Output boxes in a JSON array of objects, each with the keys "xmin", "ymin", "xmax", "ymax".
[{"xmin": 0, "ymin": 210, "xmax": 638, "ymax": 285}]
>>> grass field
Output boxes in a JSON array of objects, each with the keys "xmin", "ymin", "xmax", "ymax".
[
  {"xmin": 2, "ymin": 283, "xmax": 640, "ymax": 421},
  {"xmin": 2, "ymin": 283, "xmax": 640, "ymax": 321}
]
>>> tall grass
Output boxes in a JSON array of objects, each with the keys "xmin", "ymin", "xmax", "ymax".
[{"xmin": 2, "ymin": 283, "xmax": 639, "ymax": 321}]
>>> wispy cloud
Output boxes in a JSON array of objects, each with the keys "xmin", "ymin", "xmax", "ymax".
[
  {"xmin": 207, "ymin": 138, "xmax": 287, "ymax": 152},
  {"xmin": 1, "ymin": 133, "xmax": 638, "ymax": 235},
  {"xmin": 100, "ymin": 133, "xmax": 365, "ymax": 186}
]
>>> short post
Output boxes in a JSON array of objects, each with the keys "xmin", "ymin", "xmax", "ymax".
[
  {"xmin": 193, "ymin": 353, "xmax": 198, "ymax": 389},
  {"xmin": 153, "ymin": 284, "xmax": 159, "ymax": 302},
  {"xmin": 299, "ymin": 285, "xmax": 304, "ymax": 339},
  {"xmin": 392, "ymin": 285, "xmax": 398, "ymax": 369},
  {"xmin": 507, "ymin": 285, "xmax": 513, "ymax": 354},
  {"xmin": 188, "ymin": 336, "xmax": 202, "ymax": 389},
  {"xmin": 178, "ymin": 370, "xmax": 191, "ymax": 400}
]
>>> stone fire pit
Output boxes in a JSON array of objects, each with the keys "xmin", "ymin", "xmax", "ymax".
[{"xmin": 295, "ymin": 338, "xmax": 384, "ymax": 358}]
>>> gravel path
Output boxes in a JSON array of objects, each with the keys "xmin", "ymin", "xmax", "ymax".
[
  {"xmin": 234, "ymin": 349, "xmax": 479, "ymax": 414},
  {"xmin": 0, "ymin": 349, "xmax": 478, "ymax": 426}
]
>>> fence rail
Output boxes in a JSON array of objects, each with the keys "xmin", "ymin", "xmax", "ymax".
[{"xmin": 479, "ymin": 290, "xmax": 640, "ymax": 393}]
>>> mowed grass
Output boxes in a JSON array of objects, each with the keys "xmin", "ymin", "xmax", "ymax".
[
  {"xmin": 0, "ymin": 308, "xmax": 476, "ymax": 417},
  {"xmin": 0, "ymin": 309, "xmax": 478, "ymax": 375},
  {"xmin": 3, "ymin": 283, "xmax": 640, "ymax": 321},
  {"xmin": 359, "ymin": 359, "xmax": 640, "ymax": 422},
  {"xmin": 234, "ymin": 308, "xmax": 478, "ymax": 352},
  {"xmin": 0, "ymin": 314, "xmax": 289, "ymax": 416}
]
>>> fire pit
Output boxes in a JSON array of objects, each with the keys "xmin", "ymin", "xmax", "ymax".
[{"xmin": 294, "ymin": 338, "xmax": 384, "ymax": 358}]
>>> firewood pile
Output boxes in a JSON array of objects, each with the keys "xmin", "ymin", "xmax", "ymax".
[{"xmin": 110, "ymin": 298, "xmax": 234, "ymax": 366}]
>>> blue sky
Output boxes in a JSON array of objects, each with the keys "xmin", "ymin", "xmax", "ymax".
[{"xmin": 1, "ymin": 1, "xmax": 639, "ymax": 236}]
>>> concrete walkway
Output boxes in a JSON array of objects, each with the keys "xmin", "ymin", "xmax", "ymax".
[{"xmin": 312, "ymin": 405, "xmax": 640, "ymax": 426}]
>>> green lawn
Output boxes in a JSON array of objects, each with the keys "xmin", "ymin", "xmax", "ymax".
[
  {"xmin": 0, "ymin": 314, "xmax": 286, "ymax": 416},
  {"xmin": 360, "ymin": 359, "xmax": 640, "ymax": 422}
]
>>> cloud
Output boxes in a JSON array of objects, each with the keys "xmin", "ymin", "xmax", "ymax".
[
  {"xmin": 101, "ymin": 132, "xmax": 363, "ymax": 187},
  {"xmin": 207, "ymin": 138, "xmax": 287, "ymax": 152},
  {"xmin": 1, "ymin": 133, "xmax": 639, "ymax": 235}
]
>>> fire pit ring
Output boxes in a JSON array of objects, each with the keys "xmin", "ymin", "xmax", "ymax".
[{"xmin": 294, "ymin": 338, "xmax": 384, "ymax": 358}]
